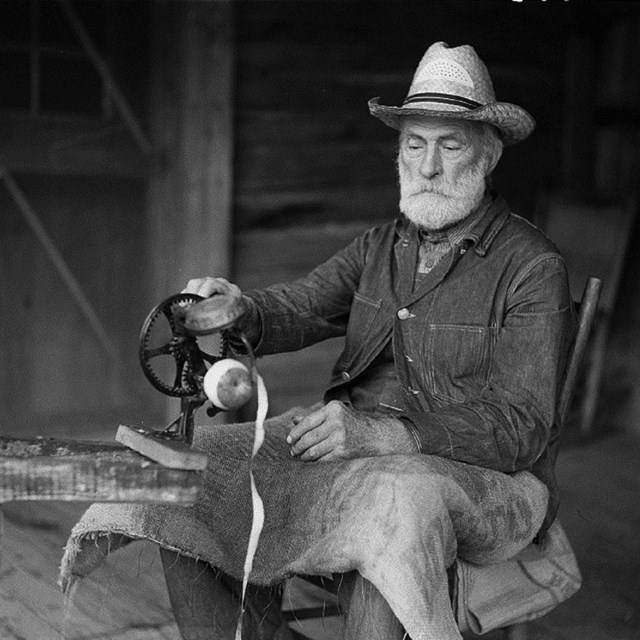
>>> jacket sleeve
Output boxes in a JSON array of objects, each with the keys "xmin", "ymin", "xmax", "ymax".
[
  {"xmin": 402, "ymin": 255, "xmax": 575, "ymax": 473},
  {"xmin": 242, "ymin": 231, "xmax": 368, "ymax": 355}
]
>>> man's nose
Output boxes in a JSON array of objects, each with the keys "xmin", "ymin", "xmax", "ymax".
[{"xmin": 419, "ymin": 147, "xmax": 442, "ymax": 179}]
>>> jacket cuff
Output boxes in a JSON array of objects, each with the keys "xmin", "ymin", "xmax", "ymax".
[{"xmin": 225, "ymin": 295, "xmax": 263, "ymax": 355}]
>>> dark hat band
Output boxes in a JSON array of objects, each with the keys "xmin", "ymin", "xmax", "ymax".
[{"xmin": 403, "ymin": 92, "xmax": 483, "ymax": 110}]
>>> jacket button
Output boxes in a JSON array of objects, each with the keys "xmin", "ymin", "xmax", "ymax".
[
  {"xmin": 341, "ymin": 371, "xmax": 351, "ymax": 381},
  {"xmin": 397, "ymin": 308, "xmax": 411, "ymax": 320}
]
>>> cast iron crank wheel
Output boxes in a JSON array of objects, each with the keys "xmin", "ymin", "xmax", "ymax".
[{"xmin": 138, "ymin": 293, "xmax": 222, "ymax": 397}]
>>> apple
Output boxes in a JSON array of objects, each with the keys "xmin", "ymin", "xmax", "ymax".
[{"xmin": 203, "ymin": 358, "xmax": 253, "ymax": 410}]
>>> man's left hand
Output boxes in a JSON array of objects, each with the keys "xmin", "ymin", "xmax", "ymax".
[{"xmin": 286, "ymin": 400, "xmax": 418, "ymax": 462}]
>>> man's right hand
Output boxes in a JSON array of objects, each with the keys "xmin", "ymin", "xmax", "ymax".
[
  {"xmin": 183, "ymin": 277, "xmax": 260, "ymax": 343},
  {"xmin": 182, "ymin": 277, "xmax": 243, "ymax": 300}
]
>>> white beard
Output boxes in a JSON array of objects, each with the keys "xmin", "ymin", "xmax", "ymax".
[{"xmin": 398, "ymin": 158, "xmax": 488, "ymax": 231}]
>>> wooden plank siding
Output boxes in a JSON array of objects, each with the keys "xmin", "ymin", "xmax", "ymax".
[
  {"xmin": 145, "ymin": 0, "xmax": 235, "ymax": 299},
  {"xmin": 231, "ymin": 1, "xmax": 569, "ymax": 232},
  {"xmin": 0, "ymin": 114, "xmax": 146, "ymax": 177},
  {"xmin": 0, "ymin": 173, "xmax": 151, "ymax": 438},
  {"xmin": 0, "ymin": 1, "xmax": 154, "ymax": 438}
]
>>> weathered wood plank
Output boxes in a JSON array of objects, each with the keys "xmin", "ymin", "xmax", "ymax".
[
  {"xmin": 237, "ymin": 109, "xmax": 390, "ymax": 144},
  {"xmin": 562, "ymin": 32, "xmax": 597, "ymax": 191},
  {"xmin": 115, "ymin": 426, "xmax": 208, "ymax": 471},
  {"xmin": 234, "ymin": 223, "xmax": 369, "ymax": 288},
  {"xmin": 147, "ymin": 0, "xmax": 235, "ymax": 299},
  {"xmin": 0, "ymin": 114, "xmax": 147, "ymax": 178},
  {"xmin": 234, "ymin": 185, "xmax": 397, "ymax": 230},
  {"xmin": 0, "ymin": 183, "xmax": 32, "ymax": 432},
  {"xmin": 0, "ymin": 436, "xmax": 201, "ymax": 504},
  {"xmin": 0, "ymin": 172, "xmax": 152, "ymax": 436},
  {"xmin": 235, "ymin": 140, "xmax": 396, "ymax": 192}
]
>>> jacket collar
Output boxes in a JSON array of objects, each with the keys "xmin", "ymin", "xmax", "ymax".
[{"xmin": 396, "ymin": 191, "xmax": 510, "ymax": 256}]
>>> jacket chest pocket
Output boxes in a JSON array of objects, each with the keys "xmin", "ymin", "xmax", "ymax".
[
  {"xmin": 334, "ymin": 293, "xmax": 383, "ymax": 373},
  {"xmin": 423, "ymin": 324, "xmax": 494, "ymax": 403},
  {"xmin": 348, "ymin": 293, "xmax": 382, "ymax": 336}
]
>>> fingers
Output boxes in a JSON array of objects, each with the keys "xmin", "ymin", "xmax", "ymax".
[
  {"xmin": 286, "ymin": 406, "xmax": 313, "ymax": 424},
  {"xmin": 297, "ymin": 436, "xmax": 336, "ymax": 462},
  {"xmin": 182, "ymin": 276, "xmax": 224, "ymax": 297},
  {"xmin": 290, "ymin": 401, "xmax": 324, "ymax": 425},
  {"xmin": 287, "ymin": 401, "xmax": 348, "ymax": 461},
  {"xmin": 182, "ymin": 277, "xmax": 242, "ymax": 299},
  {"xmin": 287, "ymin": 405, "xmax": 326, "ymax": 445}
]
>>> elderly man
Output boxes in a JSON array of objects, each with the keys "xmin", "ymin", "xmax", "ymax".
[{"xmin": 62, "ymin": 42, "xmax": 574, "ymax": 640}]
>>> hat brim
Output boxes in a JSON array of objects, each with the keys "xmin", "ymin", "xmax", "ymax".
[{"xmin": 368, "ymin": 97, "xmax": 535, "ymax": 145}]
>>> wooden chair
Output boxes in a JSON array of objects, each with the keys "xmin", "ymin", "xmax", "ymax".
[
  {"xmin": 502, "ymin": 275, "xmax": 601, "ymax": 639},
  {"xmin": 283, "ymin": 276, "xmax": 603, "ymax": 640},
  {"xmin": 534, "ymin": 191, "xmax": 637, "ymax": 434}
]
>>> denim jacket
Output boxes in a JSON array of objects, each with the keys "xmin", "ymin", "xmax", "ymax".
[{"xmin": 245, "ymin": 193, "xmax": 575, "ymax": 536}]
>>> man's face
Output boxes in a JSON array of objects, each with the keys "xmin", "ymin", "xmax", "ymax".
[{"xmin": 397, "ymin": 118, "xmax": 495, "ymax": 231}]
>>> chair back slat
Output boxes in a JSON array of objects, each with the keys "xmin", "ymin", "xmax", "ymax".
[{"xmin": 558, "ymin": 276, "xmax": 602, "ymax": 426}]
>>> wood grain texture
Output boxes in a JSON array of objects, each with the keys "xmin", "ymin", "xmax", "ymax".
[
  {"xmin": 146, "ymin": 0, "xmax": 235, "ymax": 299},
  {"xmin": 0, "ymin": 436, "xmax": 201, "ymax": 504},
  {"xmin": 115, "ymin": 426, "xmax": 208, "ymax": 471}
]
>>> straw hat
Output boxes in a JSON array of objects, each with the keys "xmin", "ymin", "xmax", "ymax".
[{"xmin": 369, "ymin": 42, "xmax": 535, "ymax": 144}]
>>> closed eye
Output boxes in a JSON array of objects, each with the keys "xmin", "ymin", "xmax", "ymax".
[{"xmin": 402, "ymin": 135, "xmax": 425, "ymax": 150}]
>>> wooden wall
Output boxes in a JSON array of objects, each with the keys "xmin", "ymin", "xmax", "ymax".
[
  {"xmin": 0, "ymin": 173, "xmax": 149, "ymax": 435},
  {"xmin": 0, "ymin": 1, "xmax": 152, "ymax": 437},
  {"xmin": 231, "ymin": 0, "xmax": 571, "ymax": 233}
]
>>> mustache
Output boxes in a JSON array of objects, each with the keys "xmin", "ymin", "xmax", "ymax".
[{"xmin": 406, "ymin": 184, "xmax": 454, "ymax": 198}]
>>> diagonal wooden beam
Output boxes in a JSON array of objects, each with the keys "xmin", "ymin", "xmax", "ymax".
[
  {"xmin": 0, "ymin": 162, "xmax": 122, "ymax": 367},
  {"xmin": 56, "ymin": 0, "xmax": 153, "ymax": 155}
]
